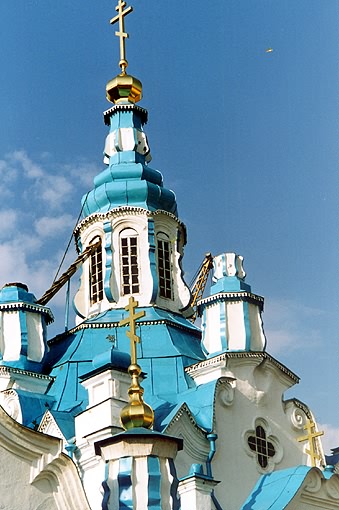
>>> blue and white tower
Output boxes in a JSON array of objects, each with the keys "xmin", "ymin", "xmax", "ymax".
[{"xmin": 199, "ymin": 253, "xmax": 267, "ymax": 356}]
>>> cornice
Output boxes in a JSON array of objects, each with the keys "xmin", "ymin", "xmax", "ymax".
[
  {"xmin": 0, "ymin": 365, "xmax": 54, "ymax": 381},
  {"xmin": 48, "ymin": 317, "xmax": 201, "ymax": 345},
  {"xmin": 74, "ymin": 207, "xmax": 185, "ymax": 245},
  {"xmin": 0, "ymin": 302, "xmax": 54, "ymax": 323},
  {"xmin": 198, "ymin": 291, "xmax": 264, "ymax": 310},
  {"xmin": 185, "ymin": 351, "xmax": 299, "ymax": 383},
  {"xmin": 103, "ymin": 103, "xmax": 148, "ymax": 126},
  {"xmin": 286, "ymin": 397, "xmax": 312, "ymax": 419}
]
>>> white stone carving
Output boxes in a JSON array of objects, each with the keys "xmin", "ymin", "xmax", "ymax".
[
  {"xmin": 0, "ymin": 389, "xmax": 22, "ymax": 423},
  {"xmin": 218, "ymin": 381, "xmax": 234, "ymax": 407}
]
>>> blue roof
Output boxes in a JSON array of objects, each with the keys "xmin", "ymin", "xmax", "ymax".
[
  {"xmin": 44, "ymin": 307, "xmax": 204, "ymax": 415},
  {"xmin": 15, "ymin": 390, "xmax": 56, "ymax": 428},
  {"xmin": 157, "ymin": 380, "xmax": 220, "ymax": 433},
  {"xmin": 49, "ymin": 409, "xmax": 78, "ymax": 440},
  {"xmin": 240, "ymin": 465, "xmax": 312, "ymax": 510}
]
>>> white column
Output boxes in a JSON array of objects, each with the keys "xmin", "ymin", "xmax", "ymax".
[{"xmin": 178, "ymin": 475, "xmax": 219, "ymax": 510}]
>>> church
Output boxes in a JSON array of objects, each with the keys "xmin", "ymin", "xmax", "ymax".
[{"xmin": 0, "ymin": 2, "xmax": 338, "ymax": 509}]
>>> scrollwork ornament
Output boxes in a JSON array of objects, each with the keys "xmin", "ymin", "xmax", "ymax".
[
  {"xmin": 325, "ymin": 476, "xmax": 339, "ymax": 500},
  {"xmin": 304, "ymin": 470, "xmax": 322, "ymax": 493},
  {"xmin": 218, "ymin": 382, "xmax": 234, "ymax": 407},
  {"xmin": 290, "ymin": 407, "xmax": 307, "ymax": 431},
  {"xmin": 0, "ymin": 390, "xmax": 22, "ymax": 422}
]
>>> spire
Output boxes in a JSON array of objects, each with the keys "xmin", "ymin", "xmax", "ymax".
[{"xmin": 106, "ymin": 0, "xmax": 142, "ymax": 104}]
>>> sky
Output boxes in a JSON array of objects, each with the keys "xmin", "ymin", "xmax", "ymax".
[{"xmin": 0, "ymin": 1, "xmax": 338, "ymax": 451}]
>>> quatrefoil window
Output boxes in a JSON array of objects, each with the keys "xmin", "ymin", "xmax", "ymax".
[
  {"xmin": 245, "ymin": 420, "xmax": 282, "ymax": 472},
  {"xmin": 248, "ymin": 425, "xmax": 275, "ymax": 468}
]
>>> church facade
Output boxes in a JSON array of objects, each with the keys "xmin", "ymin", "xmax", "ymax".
[{"xmin": 0, "ymin": 2, "xmax": 338, "ymax": 509}]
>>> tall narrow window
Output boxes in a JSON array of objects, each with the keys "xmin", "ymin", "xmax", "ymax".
[
  {"xmin": 89, "ymin": 237, "xmax": 104, "ymax": 304},
  {"xmin": 157, "ymin": 233, "xmax": 173, "ymax": 299},
  {"xmin": 120, "ymin": 229, "xmax": 140, "ymax": 295}
]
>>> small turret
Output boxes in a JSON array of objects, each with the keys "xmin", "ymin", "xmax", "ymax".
[
  {"xmin": 0, "ymin": 283, "xmax": 53, "ymax": 371},
  {"xmin": 199, "ymin": 253, "xmax": 267, "ymax": 356}
]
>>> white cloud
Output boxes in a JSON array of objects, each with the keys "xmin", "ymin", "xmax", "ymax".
[
  {"xmin": 0, "ymin": 150, "xmax": 97, "ymax": 305},
  {"xmin": 11, "ymin": 150, "xmax": 44, "ymax": 179},
  {"xmin": 0, "ymin": 209, "xmax": 18, "ymax": 239},
  {"xmin": 0, "ymin": 150, "xmax": 99, "ymax": 213},
  {"xmin": 0, "ymin": 150, "xmax": 103, "ymax": 334},
  {"xmin": 263, "ymin": 298, "xmax": 324, "ymax": 356},
  {"xmin": 68, "ymin": 161, "xmax": 100, "ymax": 188},
  {"xmin": 40, "ymin": 175, "xmax": 74, "ymax": 210},
  {"xmin": 34, "ymin": 214, "xmax": 75, "ymax": 238},
  {"xmin": 0, "ymin": 158, "xmax": 18, "ymax": 183}
]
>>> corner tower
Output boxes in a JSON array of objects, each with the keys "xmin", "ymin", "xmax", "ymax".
[{"xmin": 73, "ymin": 1, "xmax": 191, "ymax": 321}]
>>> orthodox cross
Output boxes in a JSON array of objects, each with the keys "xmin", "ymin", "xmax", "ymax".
[
  {"xmin": 297, "ymin": 419, "xmax": 324, "ymax": 467},
  {"xmin": 110, "ymin": 0, "xmax": 133, "ymax": 75},
  {"xmin": 119, "ymin": 296, "xmax": 145, "ymax": 365}
]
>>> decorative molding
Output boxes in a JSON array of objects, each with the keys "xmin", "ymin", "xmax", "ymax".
[
  {"xmin": 185, "ymin": 352, "xmax": 299, "ymax": 384},
  {"xmin": 243, "ymin": 417, "xmax": 283, "ymax": 473},
  {"xmin": 0, "ymin": 389, "xmax": 22, "ymax": 422},
  {"xmin": 38, "ymin": 410, "xmax": 65, "ymax": 441},
  {"xmin": 217, "ymin": 380, "xmax": 235, "ymax": 407},
  {"xmin": 284, "ymin": 399, "xmax": 313, "ymax": 435},
  {"xmin": 165, "ymin": 404, "xmax": 210, "ymax": 462},
  {"xmin": 198, "ymin": 291, "xmax": 264, "ymax": 310},
  {"xmin": 0, "ymin": 405, "xmax": 90, "ymax": 509},
  {"xmin": 0, "ymin": 365, "xmax": 53, "ymax": 382},
  {"xmin": 0, "ymin": 302, "xmax": 54, "ymax": 323},
  {"xmin": 291, "ymin": 407, "xmax": 308, "ymax": 431},
  {"xmin": 74, "ymin": 207, "xmax": 185, "ymax": 244},
  {"xmin": 48, "ymin": 316, "xmax": 201, "ymax": 345},
  {"xmin": 324, "ymin": 473, "xmax": 339, "ymax": 500},
  {"xmin": 103, "ymin": 103, "xmax": 148, "ymax": 126},
  {"xmin": 299, "ymin": 469, "xmax": 339, "ymax": 507},
  {"xmin": 303, "ymin": 468, "xmax": 322, "ymax": 493}
]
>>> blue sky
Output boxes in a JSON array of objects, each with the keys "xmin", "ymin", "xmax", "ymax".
[{"xmin": 0, "ymin": 1, "xmax": 338, "ymax": 450}]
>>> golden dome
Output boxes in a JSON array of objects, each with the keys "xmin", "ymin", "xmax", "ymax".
[{"xmin": 106, "ymin": 73, "xmax": 142, "ymax": 104}]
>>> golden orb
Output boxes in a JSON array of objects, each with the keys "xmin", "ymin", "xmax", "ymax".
[{"xmin": 106, "ymin": 73, "xmax": 142, "ymax": 104}]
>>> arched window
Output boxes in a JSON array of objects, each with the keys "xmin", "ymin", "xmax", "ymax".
[
  {"xmin": 89, "ymin": 236, "xmax": 104, "ymax": 304},
  {"xmin": 120, "ymin": 229, "xmax": 140, "ymax": 295},
  {"xmin": 157, "ymin": 233, "xmax": 173, "ymax": 299}
]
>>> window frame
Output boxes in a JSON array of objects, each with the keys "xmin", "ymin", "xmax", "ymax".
[
  {"xmin": 156, "ymin": 232, "xmax": 173, "ymax": 300},
  {"xmin": 244, "ymin": 418, "xmax": 282, "ymax": 473},
  {"xmin": 89, "ymin": 236, "xmax": 104, "ymax": 305},
  {"xmin": 120, "ymin": 228, "xmax": 140, "ymax": 296}
]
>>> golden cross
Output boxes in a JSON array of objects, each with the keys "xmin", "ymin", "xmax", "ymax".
[
  {"xmin": 110, "ymin": 0, "xmax": 134, "ymax": 75},
  {"xmin": 297, "ymin": 420, "xmax": 324, "ymax": 467},
  {"xmin": 119, "ymin": 296, "xmax": 145, "ymax": 365}
]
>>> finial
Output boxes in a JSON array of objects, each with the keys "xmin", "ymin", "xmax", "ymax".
[
  {"xmin": 110, "ymin": 0, "xmax": 133, "ymax": 75},
  {"xmin": 119, "ymin": 297, "xmax": 154, "ymax": 430},
  {"xmin": 107, "ymin": 0, "xmax": 142, "ymax": 104},
  {"xmin": 297, "ymin": 419, "xmax": 324, "ymax": 467}
]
